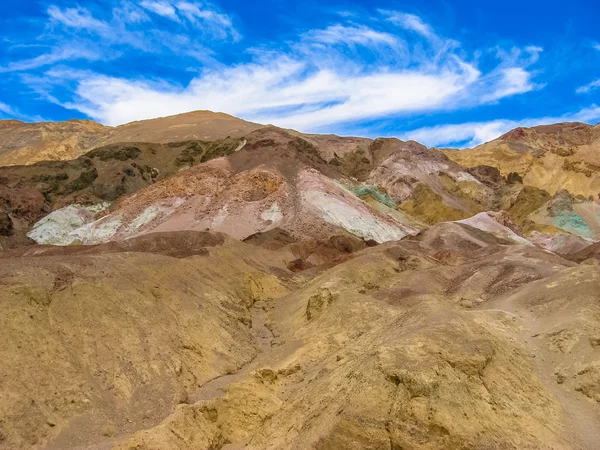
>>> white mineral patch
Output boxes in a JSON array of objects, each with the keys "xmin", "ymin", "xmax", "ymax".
[
  {"xmin": 454, "ymin": 172, "xmax": 481, "ymax": 183},
  {"xmin": 125, "ymin": 200, "xmax": 185, "ymax": 235},
  {"xmin": 260, "ymin": 202, "xmax": 283, "ymax": 223},
  {"xmin": 303, "ymin": 190, "xmax": 407, "ymax": 243},
  {"xmin": 27, "ymin": 203, "xmax": 110, "ymax": 245},
  {"xmin": 456, "ymin": 213, "xmax": 533, "ymax": 246},
  {"xmin": 211, "ymin": 205, "xmax": 229, "ymax": 227},
  {"xmin": 386, "ymin": 159, "xmax": 449, "ymax": 178},
  {"xmin": 64, "ymin": 214, "xmax": 124, "ymax": 245},
  {"xmin": 234, "ymin": 139, "xmax": 247, "ymax": 152},
  {"xmin": 130, "ymin": 206, "xmax": 162, "ymax": 230}
]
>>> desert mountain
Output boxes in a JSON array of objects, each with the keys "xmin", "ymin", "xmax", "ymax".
[
  {"xmin": 443, "ymin": 122, "xmax": 600, "ymax": 198},
  {"xmin": 1, "ymin": 112, "xmax": 600, "ymax": 449},
  {"xmin": 0, "ymin": 111, "xmax": 262, "ymax": 166},
  {"xmin": 4, "ymin": 128, "xmax": 527, "ymax": 250},
  {"xmin": 1, "ymin": 115, "xmax": 599, "ymax": 253}
]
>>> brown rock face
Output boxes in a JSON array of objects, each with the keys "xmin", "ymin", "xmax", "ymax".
[
  {"xmin": 0, "ymin": 212, "xmax": 12, "ymax": 236},
  {"xmin": 467, "ymin": 164, "xmax": 504, "ymax": 186},
  {"xmin": 0, "ymin": 138, "xmax": 244, "ymax": 242},
  {"xmin": 566, "ymin": 241, "xmax": 600, "ymax": 264},
  {"xmin": 547, "ymin": 189, "xmax": 575, "ymax": 216}
]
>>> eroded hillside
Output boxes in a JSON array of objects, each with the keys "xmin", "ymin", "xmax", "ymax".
[
  {"xmin": 1, "ymin": 113, "xmax": 600, "ymax": 450},
  {"xmin": 0, "ymin": 111, "xmax": 262, "ymax": 166},
  {"xmin": 1, "ymin": 224, "xmax": 599, "ymax": 449},
  {"xmin": 443, "ymin": 122, "xmax": 600, "ymax": 198}
]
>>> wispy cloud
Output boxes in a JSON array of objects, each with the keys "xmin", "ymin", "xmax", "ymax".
[
  {"xmin": 30, "ymin": 10, "xmax": 542, "ymax": 130},
  {"xmin": 577, "ymin": 79, "xmax": 600, "ymax": 94},
  {"xmin": 140, "ymin": 1, "xmax": 180, "ymax": 21},
  {"xmin": 1, "ymin": 1, "xmax": 238, "ymax": 74},
  {"xmin": 113, "ymin": 2, "xmax": 151, "ymax": 24},
  {"xmin": 0, "ymin": 46, "xmax": 101, "ymax": 72},
  {"xmin": 381, "ymin": 11, "xmax": 436, "ymax": 40},
  {"xmin": 302, "ymin": 24, "xmax": 398, "ymax": 47},
  {"xmin": 480, "ymin": 67, "xmax": 538, "ymax": 102},
  {"xmin": 176, "ymin": 2, "xmax": 240, "ymax": 40},
  {"xmin": 401, "ymin": 105, "xmax": 600, "ymax": 148},
  {"xmin": 0, "ymin": 101, "xmax": 45, "ymax": 122},
  {"xmin": 3, "ymin": 4, "xmax": 552, "ymax": 138},
  {"xmin": 0, "ymin": 102, "xmax": 16, "ymax": 116},
  {"xmin": 48, "ymin": 5, "xmax": 109, "ymax": 31},
  {"xmin": 136, "ymin": 0, "xmax": 240, "ymax": 40}
]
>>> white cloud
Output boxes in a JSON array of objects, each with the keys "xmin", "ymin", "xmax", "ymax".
[
  {"xmin": 525, "ymin": 45, "xmax": 544, "ymax": 53},
  {"xmin": 12, "ymin": 8, "xmax": 543, "ymax": 136},
  {"xmin": 3, "ymin": 1, "xmax": 238, "ymax": 73},
  {"xmin": 0, "ymin": 102, "xmax": 16, "ymax": 116},
  {"xmin": 53, "ymin": 56, "xmax": 519, "ymax": 129},
  {"xmin": 49, "ymin": 46, "xmax": 527, "ymax": 129},
  {"xmin": 0, "ymin": 46, "xmax": 101, "ymax": 72},
  {"xmin": 480, "ymin": 67, "xmax": 537, "ymax": 102},
  {"xmin": 252, "ymin": 68, "xmax": 478, "ymax": 129},
  {"xmin": 570, "ymin": 105, "xmax": 600, "ymax": 122},
  {"xmin": 401, "ymin": 105, "xmax": 600, "ymax": 148},
  {"xmin": 594, "ymin": 44, "xmax": 600, "ymax": 51},
  {"xmin": 176, "ymin": 2, "xmax": 240, "ymax": 33},
  {"xmin": 524, "ymin": 45, "xmax": 543, "ymax": 63},
  {"xmin": 0, "ymin": 101, "xmax": 45, "ymax": 121},
  {"xmin": 382, "ymin": 11, "xmax": 435, "ymax": 40},
  {"xmin": 576, "ymin": 79, "xmax": 600, "ymax": 94},
  {"xmin": 402, "ymin": 120, "xmax": 517, "ymax": 148},
  {"xmin": 303, "ymin": 24, "xmax": 398, "ymax": 46},
  {"xmin": 175, "ymin": 2, "xmax": 240, "ymax": 40},
  {"xmin": 139, "ymin": 1, "xmax": 180, "ymax": 21},
  {"xmin": 38, "ymin": 12, "xmax": 540, "ymax": 130},
  {"xmin": 115, "ymin": 2, "xmax": 151, "ymax": 23},
  {"xmin": 48, "ymin": 6, "xmax": 109, "ymax": 31}
]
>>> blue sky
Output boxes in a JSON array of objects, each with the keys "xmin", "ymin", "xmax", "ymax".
[{"xmin": 0, "ymin": 0, "xmax": 599, "ymax": 147}]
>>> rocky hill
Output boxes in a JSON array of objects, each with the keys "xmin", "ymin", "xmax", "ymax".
[
  {"xmin": 0, "ymin": 111, "xmax": 262, "ymax": 166},
  {"xmin": 0, "ymin": 112, "xmax": 599, "ymax": 450},
  {"xmin": 443, "ymin": 122, "xmax": 600, "ymax": 198}
]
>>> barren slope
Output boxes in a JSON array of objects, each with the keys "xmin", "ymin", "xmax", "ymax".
[
  {"xmin": 0, "ymin": 138, "xmax": 244, "ymax": 249},
  {"xmin": 20, "ymin": 128, "xmax": 426, "ymax": 247},
  {"xmin": 0, "ymin": 112, "xmax": 372, "ymax": 167},
  {"xmin": 443, "ymin": 122, "xmax": 600, "ymax": 198},
  {"xmin": 1, "ymin": 224, "xmax": 599, "ymax": 449},
  {"xmin": 0, "ymin": 112, "xmax": 262, "ymax": 166},
  {"xmin": 0, "ymin": 119, "xmax": 109, "ymax": 166}
]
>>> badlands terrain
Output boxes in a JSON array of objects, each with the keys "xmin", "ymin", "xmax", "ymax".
[{"xmin": 0, "ymin": 112, "xmax": 599, "ymax": 449}]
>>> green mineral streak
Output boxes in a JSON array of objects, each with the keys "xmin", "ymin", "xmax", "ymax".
[
  {"xmin": 345, "ymin": 184, "xmax": 397, "ymax": 209},
  {"xmin": 553, "ymin": 212, "xmax": 592, "ymax": 238}
]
